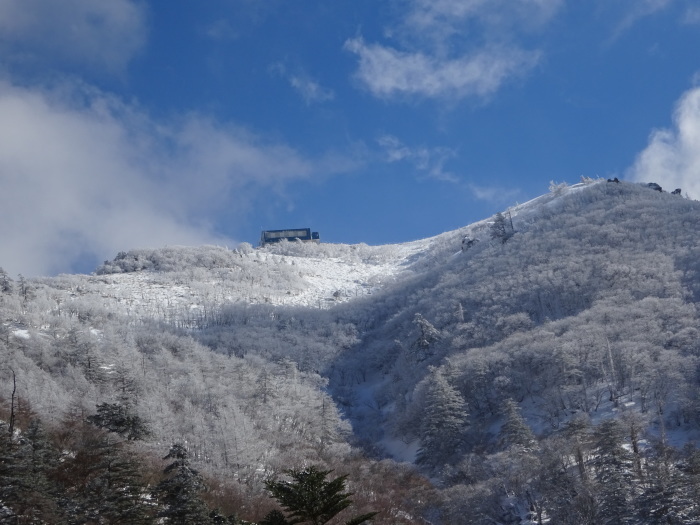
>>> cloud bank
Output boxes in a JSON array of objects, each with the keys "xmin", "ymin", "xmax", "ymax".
[
  {"xmin": 0, "ymin": 82, "xmax": 317, "ymax": 277},
  {"xmin": 628, "ymin": 86, "xmax": 700, "ymax": 199}
]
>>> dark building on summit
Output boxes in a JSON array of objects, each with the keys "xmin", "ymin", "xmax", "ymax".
[{"xmin": 260, "ymin": 228, "xmax": 320, "ymax": 247}]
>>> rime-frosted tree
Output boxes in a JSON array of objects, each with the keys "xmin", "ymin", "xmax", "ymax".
[
  {"xmin": 0, "ymin": 267, "xmax": 12, "ymax": 294},
  {"xmin": 498, "ymin": 398, "xmax": 536, "ymax": 452},
  {"xmin": 416, "ymin": 369, "xmax": 468, "ymax": 468},
  {"xmin": 591, "ymin": 419, "xmax": 635, "ymax": 524},
  {"xmin": 635, "ymin": 442, "xmax": 700, "ymax": 525},
  {"xmin": 490, "ymin": 212, "xmax": 513, "ymax": 244},
  {"xmin": 412, "ymin": 313, "xmax": 441, "ymax": 362},
  {"xmin": 17, "ymin": 274, "xmax": 34, "ymax": 304}
]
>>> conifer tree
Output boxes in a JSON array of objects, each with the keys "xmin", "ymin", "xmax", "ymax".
[
  {"xmin": 413, "ymin": 313, "xmax": 440, "ymax": 350},
  {"xmin": 87, "ymin": 402, "xmax": 150, "ymax": 441},
  {"xmin": 260, "ymin": 509, "xmax": 289, "ymax": 525},
  {"xmin": 154, "ymin": 443, "xmax": 212, "ymax": 525},
  {"xmin": 0, "ymin": 267, "xmax": 12, "ymax": 294},
  {"xmin": 262, "ymin": 466, "xmax": 377, "ymax": 525},
  {"xmin": 636, "ymin": 442, "xmax": 699, "ymax": 525},
  {"xmin": 17, "ymin": 274, "xmax": 34, "ymax": 304},
  {"xmin": 412, "ymin": 313, "xmax": 441, "ymax": 362},
  {"xmin": 490, "ymin": 212, "xmax": 513, "ymax": 244},
  {"xmin": 0, "ymin": 420, "xmax": 62, "ymax": 523},
  {"xmin": 81, "ymin": 437, "xmax": 155, "ymax": 524},
  {"xmin": 18, "ymin": 419, "xmax": 62, "ymax": 520},
  {"xmin": 416, "ymin": 369, "xmax": 468, "ymax": 468},
  {"xmin": 0, "ymin": 432, "xmax": 25, "ymax": 520},
  {"xmin": 591, "ymin": 419, "xmax": 635, "ymax": 524},
  {"xmin": 498, "ymin": 399, "xmax": 536, "ymax": 452}
]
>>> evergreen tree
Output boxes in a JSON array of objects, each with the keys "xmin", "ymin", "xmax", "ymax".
[
  {"xmin": 0, "ymin": 423, "xmax": 28, "ymax": 523},
  {"xmin": 260, "ymin": 509, "xmax": 290, "ymax": 525},
  {"xmin": 636, "ymin": 442, "xmax": 698, "ymax": 525},
  {"xmin": 17, "ymin": 274, "xmax": 34, "ymax": 304},
  {"xmin": 416, "ymin": 369, "xmax": 468, "ymax": 468},
  {"xmin": 490, "ymin": 212, "xmax": 513, "ymax": 244},
  {"xmin": 113, "ymin": 365, "xmax": 141, "ymax": 406},
  {"xmin": 87, "ymin": 402, "xmax": 150, "ymax": 440},
  {"xmin": 411, "ymin": 314, "xmax": 441, "ymax": 362},
  {"xmin": 678, "ymin": 445, "xmax": 700, "ymax": 522},
  {"xmin": 18, "ymin": 419, "xmax": 62, "ymax": 521},
  {"xmin": 154, "ymin": 443, "xmax": 212, "ymax": 525},
  {"xmin": 80, "ymin": 437, "xmax": 155, "ymax": 524},
  {"xmin": 413, "ymin": 313, "xmax": 440, "ymax": 350},
  {"xmin": 535, "ymin": 439, "xmax": 596, "ymax": 525},
  {"xmin": 591, "ymin": 419, "xmax": 635, "ymax": 524},
  {"xmin": 0, "ymin": 268, "xmax": 12, "ymax": 294},
  {"xmin": 563, "ymin": 414, "xmax": 594, "ymax": 483},
  {"xmin": 262, "ymin": 466, "xmax": 377, "ymax": 525},
  {"xmin": 498, "ymin": 398, "xmax": 536, "ymax": 452},
  {"xmin": 0, "ymin": 420, "xmax": 62, "ymax": 523}
]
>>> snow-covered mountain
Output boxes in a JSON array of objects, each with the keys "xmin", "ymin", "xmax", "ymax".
[
  {"xmin": 68, "ymin": 180, "xmax": 596, "ymax": 318},
  {"xmin": 3, "ymin": 178, "xmax": 700, "ymax": 524}
]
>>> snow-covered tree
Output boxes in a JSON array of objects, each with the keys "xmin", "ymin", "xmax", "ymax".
[
  {"xmin": 489, "ymin": 212, "xmax": 514, "ymax": 244},
  {"xmin": 411, "ymin": 313, "xmax": 441, "ymax": 362},
  {"xmin": 416, "ymin": 369, "xmax": 468, "ymax": 469},
  {"xmin": 0, "ymin": 267, "xmax": 12, "ymax": 294},
  {"xmin": 154, "ymin": 444, "xmax": 212, "ymax": 524},
  {"xmin": 498, "ymin": 399, "xmax": 536, "ymax": 452},
  {"xmin": 591, "ymin": 419, "xmax": 635, "ymax": 524}
]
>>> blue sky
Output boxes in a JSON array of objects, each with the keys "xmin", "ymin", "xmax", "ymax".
[{"xmin": 1, "ymin": 0, "xmax": 700, "ymax": 276}]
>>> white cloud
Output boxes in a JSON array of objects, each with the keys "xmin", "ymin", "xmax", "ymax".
[
  {"xmin": 599, "ymin": 0, "xmax": 700, "ymax": 36},
  {"xmin": 289, "ymin": 76, "xmax": 335, "ymax": 105},
  {"xmin": 608, "ymin": 0, "xmax": 672, "ymax": 41},
  {"xmin": 468, "ymin": 183, "xmax": 521, "ymax": 204},
  {"xmin": 345, "ymin": 0, "xmax": 560, "ymax": 101},
  {"xmin": 346, "ymin": 38, "xmax": 539, "ymax": 99},
  {"xmin": 0, "ymin": 81, "xmax": 323, "ymax": 277},
  {"xmin": 378, "ymin": 135, "xmax": 458, "ymax": 182},
  {"xmin": 402, "ymin": 0, "xmax": 561, "ymax": 41},
  {"xmin": 627, "ymin": 86, "xmax": 700, "ymax": 199},
  {"xmin": 682, "ymin": 5, "xmax": 700, "ymax": 24},
  {"xmin": 205, "ymin": 19, "xmax": 239, "ymax": 41},
  {"xmin": 0, "ymin": 0, "xmax": 146, "ymax": 72},
  {"xmin": 271, "ymin": 63, "xmax": 334, "ymax": 104}
]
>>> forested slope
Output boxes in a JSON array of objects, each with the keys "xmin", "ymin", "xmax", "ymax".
[
  {"xmin": 329, "ymin": 180, "xmax": 700, "ymax": 522},
  {"xmin": 1, "ymin": 179, "xmax": 700, "ymax": 523}
]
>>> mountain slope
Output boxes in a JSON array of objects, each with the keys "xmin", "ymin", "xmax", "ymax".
[
  {"xmin": 329, "ymin": 180, "xmax": 700, "ymax": 460},
  {"xmin": 2, "ymin": 178, "xmax": 700, "ymax": 523}
]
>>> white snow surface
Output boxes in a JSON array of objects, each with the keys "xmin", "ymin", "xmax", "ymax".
[
  {"xmin": 66, "ymin": 180, "xmax": 598, "ymax": 322},
  {"xmin": 78, "ymin": 238, "xmax": 432, "ymax": 321},
  {"xmin": 12, "ymin": 329, "xmax": 30, "ymax": 339}
]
